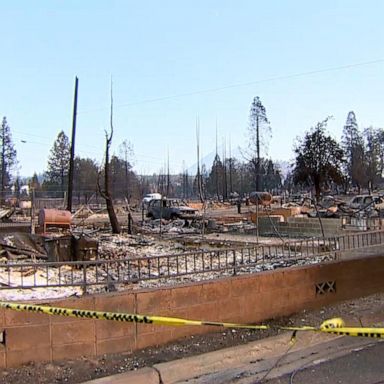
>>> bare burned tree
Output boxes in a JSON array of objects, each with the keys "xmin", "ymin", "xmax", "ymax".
[
  {"xmin": 196, "ymin": 117, "xmax": 204, "ymax": 203},
  {"xmin": 97, "ymin": 82, "xmax": 121, "ymax": 234}
]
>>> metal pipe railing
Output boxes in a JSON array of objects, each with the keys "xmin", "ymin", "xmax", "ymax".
[{"xmin": 0, "ymin": 230, "xmax": 383, "ymax": 291}]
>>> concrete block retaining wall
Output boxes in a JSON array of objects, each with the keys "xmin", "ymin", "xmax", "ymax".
[
  {"xmin": 1, "ymin": 254, "xmax": 384, "ymax": 368},
  {"xmin": 258, "ymin": 217, "xmax": 343, "ymax": 237},
  {"xmin": 257, "ymin": 216, "xmax": 384, "ymax": 238}
]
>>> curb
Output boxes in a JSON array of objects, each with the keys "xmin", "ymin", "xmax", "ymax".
[
  {"xmin": 153, "ymin": 330, "xmax": 335, "ymax": 383},
  {"xmin": 82, "ymin": 312, "xmax": 384, "ymax": 384},
  {"xmin": 82, "ymin": 331, "xmax": 335, "ymax": 384},
  {"xmin": 81, "ymin": 367, "xmax": 160, "ymax": 384}
]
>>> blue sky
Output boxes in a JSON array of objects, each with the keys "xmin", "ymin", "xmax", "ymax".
[{"xmin": 2, "ymin": 0, "xmax": 384, "ymax": 177}]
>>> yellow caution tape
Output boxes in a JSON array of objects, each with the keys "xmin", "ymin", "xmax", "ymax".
[
  {"xmin": 1, "ymin": 302, "xmax": 384, "ymax": 339},
  {"xmin": 321, "ymin": 326, "xmax": 384, "ymax": 338},
  {"xmin": 0, "ymin": 301, "xmax": 268, "ymax": 330},
  {"xmin": 282, "ymin": 317, "xmax": 345, "ymax": 332},
  {"xmin": 282, "ymin": 317, "xmax": 384, "ymax": 338},
  {"xmin": 319, "ymin": 318, "xmax": 384, "ymax": 338},
  {"xmin": 320, "ymin": 317, "xmax": 345, "ymax": 329}
]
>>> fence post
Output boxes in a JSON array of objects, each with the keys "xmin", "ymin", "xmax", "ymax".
[
  {"xmin": 82, "ymin": 263, "xmax": 87, "ymax": 294},
  {"xmin": 233, "ymin": 250, "xmax": 237, "ymax": 276}
]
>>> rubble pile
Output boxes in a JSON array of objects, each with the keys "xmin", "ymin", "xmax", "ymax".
[
  {"xmin": 0, "ymin": 190, "xmax": 382, "ymax": 305},
  {"xmin": 0, "ymin": 233, "xmax": 47, "ymax": 260},
  {"xmin": 139, "ymin": 219, "xmax": 202, "ymax": 235},
  {"xmin": 0, "ymin": 231, "xmax": 336, "ymax": 300}
]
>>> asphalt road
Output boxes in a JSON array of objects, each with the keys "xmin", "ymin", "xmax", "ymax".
[
  {"xmin": 180, "ymin": 335, "xmax": 384, "ymax": 384},
  {"xmin": 266, "ymin": 340, "xmax": 384, "ymax": 384}
]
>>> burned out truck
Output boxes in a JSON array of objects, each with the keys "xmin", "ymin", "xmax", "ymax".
[{"xmin": 146, "ymin": 198, "xmax": 198, "ymax": 220}]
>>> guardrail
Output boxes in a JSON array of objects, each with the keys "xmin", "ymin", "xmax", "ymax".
[{"xmin": 0, "ymin": 230, "xmax": 383, "ymax": 292}]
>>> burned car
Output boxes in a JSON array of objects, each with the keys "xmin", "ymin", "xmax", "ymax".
[
  {"xmin": 348, "ymin": 194, "xmax": 375, "ymax": 210},
  {"xmin": 141, "ymin": 193, "xmax": 162, "ymax": 209},
  {"xmin": 347, "ymin": 194, "xmax": 384, "ymax": 213},
  {"xmin": 146, "ymin": 198, "xmax": 198, "ymax": 220}
]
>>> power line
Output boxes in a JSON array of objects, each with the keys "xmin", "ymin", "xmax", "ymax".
[
  {"xmin": 15, "ymin": 134, "xmax": 177, "ymax": 167},
  {"xmin": 13, "ymin": 130, "xmax": 164, "ymax": 161},
  {"xmin": 78, "ymin": 58, "xmax": 384, "ymax": 114}
]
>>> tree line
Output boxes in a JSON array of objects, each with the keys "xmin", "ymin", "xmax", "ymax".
[
  {"xmin": 1, "ymin": 97, "xmax": 383, "ymax": 206},
  {"xmin": 290, "ymin": 112, "xmax": 384, "ymax": 200}
]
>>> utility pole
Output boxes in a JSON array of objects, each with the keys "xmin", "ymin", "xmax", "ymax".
[
  {"xmin": 215, "ymin": 119, "xmax": 219, "ymax": 200},
  {"xmin": 67, "ymin": 76, "xmax": 79, "ymax": 212},
  {"xmin": 222, "ymin": 137, "xmax": 227, "ymax": 201},
  {"xmin": 166, "ymin": 148, "xmax": 170, "ymax": 197},
  {"xmin": 182, "ymin": 161, "xmax": 186, "ymax": 199},
  {"xmin": 30, "ymin": 187, "xmax": 35, "ymax": 234},
  {"xmin": 229, "ymin": 136, "xmax": 233, "ymax": 195},
  {"xmin": 196, "ymin": 116, "xmax": 204, "ymax": 202}
]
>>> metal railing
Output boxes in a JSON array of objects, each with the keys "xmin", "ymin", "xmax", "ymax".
[
  {"xmin": 0, "ymin": 230, "xmax": 383, "ymax": 292},
  {"xmin": 337, "ymin": 230, "xmax": 384, "ymax": 250}
]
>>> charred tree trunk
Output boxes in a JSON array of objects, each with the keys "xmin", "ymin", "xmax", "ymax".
[
  {"xmin": 103, "ymin": 135, "xmax": 120, "ymax": 234},
  {"xmin": 196, "ymin": 118, "xmax": 204, "ymax": 203},
  {"xmin": 314, "ymin": 177, "xmax": 321, "ymax": 203},
  {"xmin": 98, "ymin": 82, "xmax": 121, "ymax": 234}
]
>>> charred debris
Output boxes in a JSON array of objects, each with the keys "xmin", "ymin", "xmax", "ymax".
[
  {"xmin": 0, "ymin": 192, "xmax": 381, "ymax": 300},
  {"xmin": 0, "ymin": 192, "xmax": 381, "ymax": 262}
]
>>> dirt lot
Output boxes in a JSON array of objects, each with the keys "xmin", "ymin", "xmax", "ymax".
[{"xmin": 0, "ymin": 292, "xmax": 383, "ymax": 384}]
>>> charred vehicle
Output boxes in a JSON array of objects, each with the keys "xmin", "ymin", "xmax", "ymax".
[
  {"xmin": 146, "ymin": 198, "xmax": 198, "ymax": 220},
  {"xmin": 348, "ymin": 194, "xmax": 384, "ymax": 213}
]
